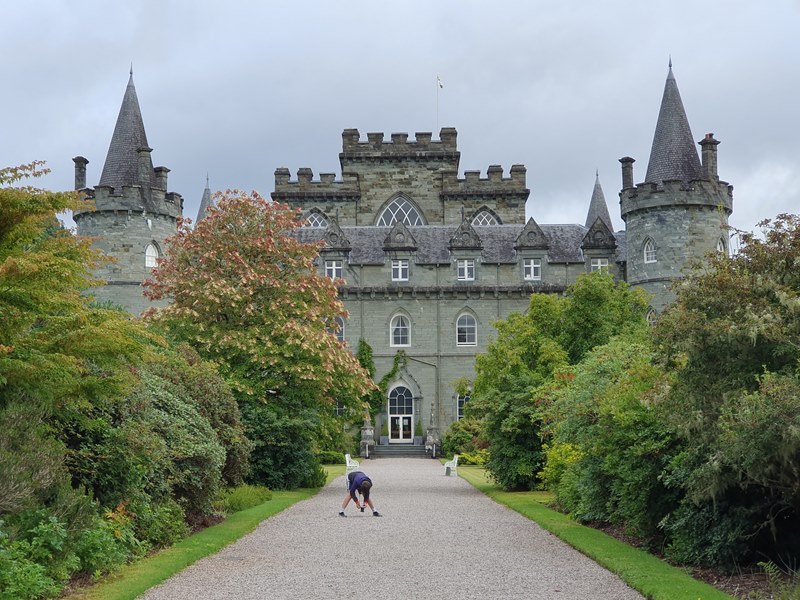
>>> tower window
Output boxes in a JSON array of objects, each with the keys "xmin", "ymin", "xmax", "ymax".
[
  {"xmin": 391, "ymin": 315, "xmax": 410, "ymax": 347},
  {"xmin": 457, "ymin": 259, "xmax": 475, "ymax": 281},
  {"xmin": 377, "ymin": 197, "xmax": 424, "ymax": 226},
  {"xmin": 456, "ymin": 314, "xmax": 477, "ymax": 346},
  {"xmin": 145, "ymin": 243, "xmax": 160, "ymax": 268},
  {"xmin": 717, "ymin": 237, "xmax": 727, "ymax": 255},
  {"xmin": 643, "ymin": 239, "xmax": 656, "ymax": 263},
  {"xmin": 523, "ymin": 258, "xmax": 541, "ymax": 281},
  {"xmin": 591, "ymin": 258, "xmax": 609, "ymax": 273}
]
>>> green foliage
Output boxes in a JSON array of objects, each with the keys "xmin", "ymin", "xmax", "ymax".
[
  {"xmin": 441, "ymin": 417, "xmax": 484, "ymax": 457},
  {"xmin": 0, "ymin": 523, "xmax": 59, "ymax": 600},
  {"xmin": 542, "ymin": 332, "xmax": 679, "ymax": 541},
  {"xmin": 752, "ymin": 562, "xmax": 800, "ymax": 600},
  {"xmin": 652, "ymin": 214, "xmax": 800, "ymax": 565},
  {"xmin": 458, "ymin": 450, "xmax": 488, "ymax": 465},
  {"xmin": 316, "ymin": 450, "xmax": 346, "ymax": 465},
  {"xmin": 127, "ymin": 498, "xmax": 187, "ymax": 550},
  {"xmin": 241, "ymin": 402, "xmax": 326, "ymax": 489},
  {"xmin": 215, "ymin": 485, "xmax": 273, "ymax": 514}
]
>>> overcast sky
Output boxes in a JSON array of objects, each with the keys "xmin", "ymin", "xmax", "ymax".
[{"xmin": 3, "ymin": 1, "xmax": 799, "ymax": 237}]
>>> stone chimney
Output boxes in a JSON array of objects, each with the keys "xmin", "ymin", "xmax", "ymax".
[
  {"xmin": 154, "ymin": 166, "xmax": 169, "ymax": 191},
  {"xmin": 137, "ymin": 147, "xmax": 153, "ymax": 185},
  {"xmin": 620, "ymin": 157, "xmax": 635, "ymax": 189},
  {"xmin": 72, "ymin": 156, "xmax": 88, "ymax": 190},
  {"xmin": 699, "ymin": 133, "xmax": 720, "ymax": 181}
]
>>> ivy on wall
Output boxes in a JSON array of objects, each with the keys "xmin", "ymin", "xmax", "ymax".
[{"xmin": 357, "ymin": 339, "xmax": 406, "ymax": 418}]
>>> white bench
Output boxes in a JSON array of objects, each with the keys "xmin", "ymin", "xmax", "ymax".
[
  {"xmin": 344, "ymin": 453, "xmax": 359, "ymax": 486},
  {"xmin": 444, "ymin": 454, "xmax": 459, "ymax": 476}
]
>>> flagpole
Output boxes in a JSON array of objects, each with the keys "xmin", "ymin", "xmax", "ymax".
[{"xmin": 436, "ymin": 76, "xmax": 439, "ymax": 133}]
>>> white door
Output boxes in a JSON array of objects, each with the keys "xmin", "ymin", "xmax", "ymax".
[{"xmin": 388, "ymin": 386, "xmax": 414, "ymax": 443}]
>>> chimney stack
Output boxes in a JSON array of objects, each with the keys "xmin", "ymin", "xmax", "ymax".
[
  {"xmin": 72, "ymin": 156, "xmax": 88, "ymax": 190},
  {"xmin": 619, "ymin": 157, "xmax": 635, "ymax": 190},
  {"xmin": 137, "ymin": 147, "xmax": 153, "ymax": 185},
  {"xmin": 699, "ymin": 133, "xmax": 720, "ymax": 181}
]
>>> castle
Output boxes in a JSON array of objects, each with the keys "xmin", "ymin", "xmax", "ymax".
[{"xmin": 74, "ymin": 64, "xmax": 732, "ymax": 447}]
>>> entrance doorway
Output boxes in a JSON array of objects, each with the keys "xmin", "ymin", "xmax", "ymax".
[{"xmin": 388, "ymin": 386, "xmax": 413, "ymax": 443}]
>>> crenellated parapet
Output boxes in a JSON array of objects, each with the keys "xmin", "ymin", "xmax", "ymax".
[
  {"xmin": 441, "ymin": 164, "xmax": 528, "ymax": 197},
  {"xmin": 339, "ymin": 128, "xmax": 460, "ymax": 163},
  {"xmin": 272, "ymin": 168, "xmax": 360, "ymax": 200},
  {"xmin": 620, "ymin": 177, "xmax": 733, "ymax": 221},
  {"xmin": 74, "ymin": 183, "xmax": 183, "ymax": 220}
]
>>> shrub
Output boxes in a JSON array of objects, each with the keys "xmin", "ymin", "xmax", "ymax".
[
  {"xmin": 0, "ymin": 524, "xmax": 59, "ymax": 600},
  {"xmin": 458, "ymin": 450, "xmax": 488, "ymax": 465},
  {"xmin": 441, "ymin": 417, "xmax": 483, "ymax": 457},
  {"xmin": 215, "ymin": 485, "xmax": 273, "ymax": 514},
  {"xmin": 242, "ymin": 403, "xmax": 326, "ymax": 489},
  {"xmin": 317, "ymin": 450, "xmax": 346, "ymax": 465},
  {"xmin": 129, "ymin": 498, "xmax": 188, "ymax": 549}
]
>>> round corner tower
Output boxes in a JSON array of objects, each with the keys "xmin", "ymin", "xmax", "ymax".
[
  {"xmin": 73, "ymin": 72, "xmax": 182, "ymax": 315},
  {"xmin": 619, "ymin": 64, "xmax": 733, "ymax": 312}
]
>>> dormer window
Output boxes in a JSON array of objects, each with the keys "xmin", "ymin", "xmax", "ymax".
[
  {"xmin": 325, "ymin": 260, "xmax": 343, "ymax": 280},
  {"xmin": 591, "ymin": 258, "xmax": 609, "ymax": 273},
  {"xmin": 377, "ymin": 197, "xmax": 424, "ymax": 226},
  {"xmin": 457, "ymin": 259, "xmax": 475, "ymax": 281},
  {"xmin": 392, "ymin": 259, "xmax": 409, "ymax": 281}
]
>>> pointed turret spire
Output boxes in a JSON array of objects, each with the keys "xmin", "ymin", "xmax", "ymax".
[
  {"xmin": 99, "ymin": 71, "xmax": 154, "ymax": 190},
  {"xmin": 196, "ymin": 175, "xmax": 213, "ymax": 222},
  {"xmin": 644, "ymin": 62, "xmax": 702, "ymax": 186},
  {"xmin": 585, "ymin": 172, "xmax": 613, "ymax": 231}
]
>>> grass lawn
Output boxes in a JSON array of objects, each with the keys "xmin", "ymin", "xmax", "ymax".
[
  {"xmin": 457, "ymin": 465, "xmax": 734, "ymax": 600},
  {"xmin": 64, "ymin": 465, "xmax": 346, "ymax": 600}
]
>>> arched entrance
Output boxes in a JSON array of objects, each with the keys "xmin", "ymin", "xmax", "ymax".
[{"xmin": 388, "ymin": 386, "xmax": 414, "ymax": 443}]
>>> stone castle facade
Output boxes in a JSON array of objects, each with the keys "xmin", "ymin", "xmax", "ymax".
[{"xmin": 74, "ymin": 65, "xmax": 732, "ymax": 447}]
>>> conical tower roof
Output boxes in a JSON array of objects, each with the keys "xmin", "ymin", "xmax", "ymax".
[
  {"xmin": 644, "ymin": 63, "xmax": 702, "ymax": 186},
  {"xmin": 99, "ymin": 70, "xmax": 154, "ymax": 189},
  {"xmin": 585, "ymin": 172, "xmax": 613, "ymax": 231},
  {"xmin": 196, "ymin": 176, "xmax": 213, "ymax": 222}
]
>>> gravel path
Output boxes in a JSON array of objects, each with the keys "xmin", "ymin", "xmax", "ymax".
[{"xmin": 141, "ymin": 458, "xmax": 643, "ymax": 599}]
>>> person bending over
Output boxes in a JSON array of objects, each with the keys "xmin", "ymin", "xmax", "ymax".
[{"xmin": 340, "ymin": 471, "xmax": 381, "ymax": 517}]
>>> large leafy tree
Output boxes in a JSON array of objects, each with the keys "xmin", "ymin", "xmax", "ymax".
[
  {"xmin": 144, "ymin": 191, "xmax": 373, "ymax": 487},
  {"xmin": 471, "ymin": 273, "xmax": 648, "ymax": 490},
  {"xmin": 654, "ymin": 214, "xmax": 800, "ymax": 565}
]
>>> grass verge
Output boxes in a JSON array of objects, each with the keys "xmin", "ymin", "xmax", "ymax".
[
  {"xmin": 458, "ymin": 465, "xmax": 733, "ymax": 600},
  {"xmin": 65, "ymin": 465, "xmax": 346, "ymax": 600}
]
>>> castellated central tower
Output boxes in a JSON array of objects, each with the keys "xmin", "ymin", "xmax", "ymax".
[
  {"xmin": 73, "ymin": 72, "xmax": 183, "ymax": 315},
  {"xmin": 620, "ymin": 64, "xmax": 733, "ymax": 312}
]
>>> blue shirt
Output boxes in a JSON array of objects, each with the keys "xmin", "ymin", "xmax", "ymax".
[{"xmin": 348, "ymin": 471, "xmax": 371, "ymax": 502}]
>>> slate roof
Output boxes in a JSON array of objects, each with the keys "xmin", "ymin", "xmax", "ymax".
[
  {"xmin": 644, "ymin": 64, "xmax": 703, "ymax": 186},
  {"xmin": 99, "ymin": 72, "xmax": 154, "ymax": 190},
  {"xmin": 585, "ymin": 174, "xmax": 613, "ymax": 230},
  {"xmin": 296, "ymin": 223, "xmax": 628, "ymax": 265}
]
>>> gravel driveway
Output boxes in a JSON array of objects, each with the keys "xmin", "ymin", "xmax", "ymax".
[{"xmin": 141, "ymin": 458, "xmax": 643, "ymax": 599}]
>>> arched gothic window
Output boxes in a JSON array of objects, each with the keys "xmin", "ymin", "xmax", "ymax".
[
  {"xmin": 305, "ymin": 211, "xmax": 328, "ymax": 227},
  {"xmin": 390, "ymin": 315, "xmax": 410, "ymax": 347},
  {"xmin": 377, "ymin": 197, "xmax": 424, "ymax": 226},
  {"xmin": 717, "ymin": 237, "xmax": 726, "ymax": 255},
  {"xmin": 456, "ymin": 313, "xmax": 477, "ymax": 346},
  {"xmin": 471, "ymin": 210, "xmax": 499, "ymax": 226},
  {"xmin": 643, "ymin": 238, "xmax": 656, "ymax": 264},
  {"xmin": 145, "ymin": 243, "xmax": 160, "ymax": 268},
  {"xmin": 646, "ymin": 308, "xmax": 657, "ymax": 326}
]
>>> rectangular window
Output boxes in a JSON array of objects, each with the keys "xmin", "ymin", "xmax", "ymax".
[
  {"xmin": 457, "ymin": 394, "xmax": 470, "ymax": 420},
  {"xmin": 325, "ymin": 260, "xmax": 343, "ymax": 280},
  {"xmin": 591, "ymin": 258, "xmax": 609, "ymax": 273},
  {"xmin": 457, "ymin": 259, "xmax": 475, "ymax": 281},
  {"xmin": 523, "ymin": 258, "xmax": 541, "ymax": 281},
  {"xmin": 391, "ymin": 259, "xmax": 409, "ymax": 281}
]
